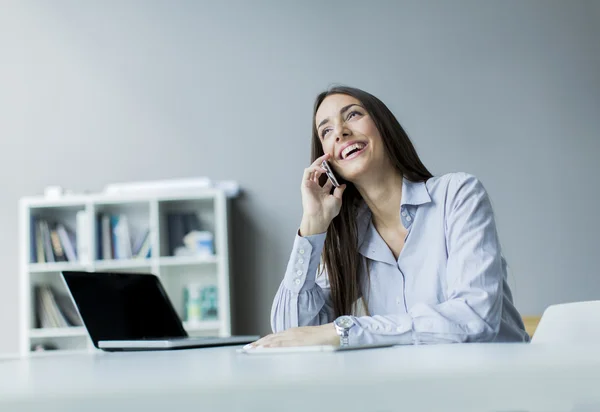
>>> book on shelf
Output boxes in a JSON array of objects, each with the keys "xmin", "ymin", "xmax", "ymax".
[
  {"xmin": 183, "ymin": 284, "xmax": 219, "ymax": 323},
  {"xmin": 57, "ymin": 224, "xmax": 77, "ymax": 262},
  {"xmin": 132, "ymin": 228, "xmax": 151, "ymax": 260},
  {"xmin": 96, "ymin": 213, "xmax": 151, "ymax": 260},
  {"xmin": 33, "ymin": 284, "xmax": 83, "ymax": 329},
  {"xmin": 76, "ymin": 210, "xmax": 90, "ymax": 264},
  {"xmin": 30, "ymin": 217, "xmax": 79, "ymax": 264}
]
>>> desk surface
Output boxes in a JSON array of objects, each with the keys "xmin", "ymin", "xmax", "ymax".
[{"xmin": 1, "ymin": 343, "xmax": 599, "ymax": 412}]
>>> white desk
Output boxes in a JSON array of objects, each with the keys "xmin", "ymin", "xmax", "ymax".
[{"xmin": 1, "ymin": 343, "xmax": 599, "ymax": 412}]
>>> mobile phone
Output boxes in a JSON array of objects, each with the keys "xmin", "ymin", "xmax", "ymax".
[{"xmin": 321, "ymin": 160, "xmax": 340, "ymax": 188}]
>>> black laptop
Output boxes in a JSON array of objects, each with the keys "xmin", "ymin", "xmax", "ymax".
[{"xmin": 61, "ymin": 271, "xmax": 258, "ymax": 351}]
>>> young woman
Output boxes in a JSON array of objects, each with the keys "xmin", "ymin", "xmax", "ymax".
[{"xmin": 250, "ymin": 86, "xmax": 529, "ymax": 348}]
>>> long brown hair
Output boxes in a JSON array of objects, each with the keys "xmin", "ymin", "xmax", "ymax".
[{"xmin": 311, "ymin": 86, "xmax": 433, "ymax": 318}]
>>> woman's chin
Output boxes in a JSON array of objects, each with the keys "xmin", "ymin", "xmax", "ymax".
[
  {"xmin": 339, "ymin": 162, "xmax": 369, "ymax": 181},
  {"xmin": 342, "ymin": 165, "xmax": 386, "ymax": 187},
  {"xmin": 339, "ymin": 172, "xmax": 364, "ymax": 186}
]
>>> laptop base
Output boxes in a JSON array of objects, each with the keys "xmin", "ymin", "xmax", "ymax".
[{"xmin": 98, "ymin": 335, "xmax": 259, "ymax": 351}]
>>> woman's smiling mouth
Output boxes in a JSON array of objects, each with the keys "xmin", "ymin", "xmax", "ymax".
[{"xmin": 339, "ymin": 141, "xmax": 368, "ymax": 160}]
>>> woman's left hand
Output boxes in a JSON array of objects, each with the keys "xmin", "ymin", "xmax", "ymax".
[{"xmin": 248, "ymin": 323, "xmax": 338, "ymax": 348}]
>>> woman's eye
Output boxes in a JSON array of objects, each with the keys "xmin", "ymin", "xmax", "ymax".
[
  {"xmin": 347, "ymin": 111, "xmax": 361, "ymax": 120},
  {"xmin": 321, "ymin": 128, "xmax": 331, "ymax": 138}
]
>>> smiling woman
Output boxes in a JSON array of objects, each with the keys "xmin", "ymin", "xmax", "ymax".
[{"xmin": 248, "ymin": 86, "xmax": 530, "ymax": 349}]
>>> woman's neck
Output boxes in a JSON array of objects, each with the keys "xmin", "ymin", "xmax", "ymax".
[{"xmin": 354, "ymin": 168, "xmax": 403, "ymax": 230}]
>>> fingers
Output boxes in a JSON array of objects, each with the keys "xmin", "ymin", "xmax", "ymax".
[
  {"xmin": 332, "ymin": 184, "xmax": 347, "ymax": 200},
  {"xmin": 258, "ymin": 336, "xmax": 295, "ymax": 348},
  {"xmin": 251, "ymin": 332, "xmax": 289, "ymax": 347},
  {"xmin": 312, "ymin": 169, "xmax": 321, "ymax": 185},
  {"xmin": 310, "ymin": 153, "xmax": 330, "ymax": 168},
  {"xmin": 249, "ymin": 334, "xmax": 272, "ymax": 348},
  {"xmin": 262, "ymin": 340, "xmax": 285, "ymax": 348},
  {"xmin": 304, "ymin": 153, "xmax": 331, "ymax": 181},
  {"xmin": 302, "ymin": 154, "xmax": 342, "ymax": 191},
  {"xmin": 246, "ymin": 332, "xmax": 295, "ymax": 349},
  {"xmin": 302, "ymin": 164, "xmax": 328, "ymax": 187}
]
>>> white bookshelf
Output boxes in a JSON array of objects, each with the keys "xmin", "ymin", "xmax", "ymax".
[{"xmin": 19, "ymin": 188, "xmax": 234, "ymax": 357}]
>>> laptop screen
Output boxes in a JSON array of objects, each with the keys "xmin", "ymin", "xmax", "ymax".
[{"xmin": 61, "ymin": 271, "xmax": 187, "ymax": 347}]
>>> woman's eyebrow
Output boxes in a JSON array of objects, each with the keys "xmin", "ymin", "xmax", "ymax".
[{"xmin": 317, "ymin": 104, "xmax": 363, "ymax": 129}]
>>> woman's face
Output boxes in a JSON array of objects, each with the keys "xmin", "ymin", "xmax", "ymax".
[{"xmin": 315, "ymin": 94, "xmax": 386, "ymax": 183}]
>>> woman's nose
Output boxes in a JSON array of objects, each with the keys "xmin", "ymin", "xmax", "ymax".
[{"xmin": 334, "ymin": 125, "xmax": 351, "ymax": 141}]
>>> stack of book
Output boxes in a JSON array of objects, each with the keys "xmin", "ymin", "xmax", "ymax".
[
  {"xmin": 33, "ymin": 284, "xmax": 83, "ymax": 328},
  {"xmin": 96, "ymin": 214, "xmax": 151, "ymax": 260},
  {"xmin": 30, "ymin": 217, "xmax": 78, "ymax": 263}
]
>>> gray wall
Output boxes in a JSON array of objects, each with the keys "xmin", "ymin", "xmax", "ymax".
[{"xmin": 1, "ymin": 0, "xmax": 598, "ymax": 354}]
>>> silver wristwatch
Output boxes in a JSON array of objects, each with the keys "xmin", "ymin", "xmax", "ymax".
[{"xmin": 333, "ymin": 316, "xmax": 354, "ymax": 347}]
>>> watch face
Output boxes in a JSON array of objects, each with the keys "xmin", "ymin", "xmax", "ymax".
[{"xmin": 336, "ymin": 316, "xmax": 354, "ymax": 329}]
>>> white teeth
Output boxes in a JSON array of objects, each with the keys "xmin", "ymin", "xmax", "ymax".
[{"xmin": 342, "ymin": 142, "xmax": 366, "ymax": 159}]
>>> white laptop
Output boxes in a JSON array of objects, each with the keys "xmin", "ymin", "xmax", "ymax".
[{"xmin": 61, "ymin": 271, "xmax": 258, "ymax": 351}]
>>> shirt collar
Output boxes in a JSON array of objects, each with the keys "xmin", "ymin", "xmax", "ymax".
[
  {"xmin": 356, "ymin": 177, "xmax": 432, "ymax": 263},
  {"xmin": 401, "ymin": 177, "xmax": 432, "ymax": 207}
]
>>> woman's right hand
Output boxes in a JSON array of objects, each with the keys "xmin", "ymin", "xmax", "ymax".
[{"xmin": 299, "ymin": 154, "xmax": 347, "ymax": 236}]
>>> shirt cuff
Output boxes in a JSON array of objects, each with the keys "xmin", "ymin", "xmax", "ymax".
[
  {"xmin": 283, "ymin": 230, "xmax": 327, "ymax": 293},
  {"xmin": 348, "ymin": 314, "xmax": 415, "ymax": 346}
]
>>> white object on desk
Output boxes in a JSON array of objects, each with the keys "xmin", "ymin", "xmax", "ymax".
[
  {"xmin": 238, "ymin": 342, "xmax": 396, "ymax": 354},
  {"xmin": 531, "ymin": 300, "xmax": 600, "ymax": 344},
  {"xmin": 238, "ymin": 345, "xmax": 337, "ymax": 354}
]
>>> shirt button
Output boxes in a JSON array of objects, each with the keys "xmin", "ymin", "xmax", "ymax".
[
  {"xmin": 401, "ymin": 210, "xmax": 407, "ymax": 217},
  {"xmin": 299, "ymin": 249, "xmax": 305, "ymax": 255},
  {"xmin": 294, "ymin": 279, "xmax": 301, "ymax": 285},
  {"xmin": 372, "ymin": 324, "xmax": 379, "ymax": 330},
  {"xmin": 385, "ymin": 325, "xmax": 392, "ymax": 332},
  {"xmin": 298, "ymin": 258, "xmax": 304, "ymax": 264},
  {"xmin": 396, "ymin": 326, "xmax": 403, "ymax": 332},
  {"xmin": 296, "ymin": 270, "xmax": 302, "ymax": 276},
  {"xmin": 406, "ymin": 215, "xmax": 412, "ymax": 222}
]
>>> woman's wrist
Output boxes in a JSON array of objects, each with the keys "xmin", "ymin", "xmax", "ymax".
[
  {"xmin": 299, "ymin": 216, "xmax": 329, "ymax": 237},
  {"xmin": 319, "ymin": 323, "xmax": 339, "ymax": 346}
]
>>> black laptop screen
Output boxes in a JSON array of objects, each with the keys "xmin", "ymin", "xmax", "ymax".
[{"xmin": 62, "ymin": 271, "xmax": 187, "ymax": 347}]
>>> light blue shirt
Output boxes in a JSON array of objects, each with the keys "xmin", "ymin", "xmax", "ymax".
[{"xmin": 271, "ymin": 172, "xmax": 530, "ymax": 345}]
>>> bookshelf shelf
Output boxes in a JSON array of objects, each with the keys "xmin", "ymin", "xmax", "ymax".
[
  {"xmin": 30, "ymin": 327, "xmax": 88, "ymax": 338},
  {"xmin": 29, "ymin": 263, "xmax": 88, "ymax": 274},
  {"xmin": 158, "ymin": 255, "xmax": 219, "ymax": 267},
  {"xmin": 94, "ymin": 259, "xmax": 153, "ymax": 270},
  {"xmin": 19, "ymin": 186, "xmax": 235, "ymax": 356}
]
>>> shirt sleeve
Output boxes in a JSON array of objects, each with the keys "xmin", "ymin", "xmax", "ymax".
[
  {"xmin": 270, "ymin": 230, "xmax": 335, "ymax": 333},
  {"xmin": 346, "ymin": 173, "xmax": 515, "ymax": 346}
]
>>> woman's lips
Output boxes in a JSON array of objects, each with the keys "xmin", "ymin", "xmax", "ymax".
[{"xmin": 341, "ymin": 144, "xmax": 368, "ymax": 161}]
